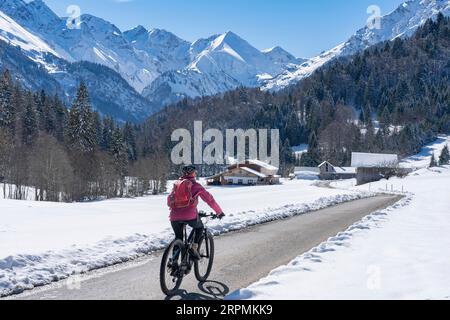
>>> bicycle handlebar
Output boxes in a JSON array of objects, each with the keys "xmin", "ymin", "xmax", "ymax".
[{"xmin": 199, "ymin": 211, "xmax": 218, "ymax": 219}]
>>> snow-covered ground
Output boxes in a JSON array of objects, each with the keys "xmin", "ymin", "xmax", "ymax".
[
  {"xmin": 230, "ymin": 136, "xmax": 450, "ymax": 300},
  {"xmin": 0, "ymin": 179, "xmax": 368, "ymax": 297}
]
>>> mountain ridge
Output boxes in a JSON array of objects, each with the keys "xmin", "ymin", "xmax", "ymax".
[
  {"xmin": 1, "ymin": 0, "xmax": 449, "ymax": 120},
  {"xmin": 0, "ymin": 0, "xmax": 299, "ymax": 115},
  {"xmin": 262, "ymin": 0, "xmax": 450, "ymax": 91}
]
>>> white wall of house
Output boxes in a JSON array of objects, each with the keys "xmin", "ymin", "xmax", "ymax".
[{"xmin": 225, "ymin": 177, "xmax": 259, "ymax": 185}]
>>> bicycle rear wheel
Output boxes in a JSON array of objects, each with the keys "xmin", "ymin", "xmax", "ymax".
[
  {"xmin": 194, "ymin": 232, "xmax": 215, "ymax": 282},
  {"xmin": 160, "ymin": 240, "xmax": 184, "ymax": 296}
]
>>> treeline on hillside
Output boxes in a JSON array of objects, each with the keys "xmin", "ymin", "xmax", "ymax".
[
  {"xmin": 0, "ymin": 73, "xmax": 167, "ymax": 202},
  {"xmin": 142, "ymin": 15, "xmax": 450, "ymax": 173}
]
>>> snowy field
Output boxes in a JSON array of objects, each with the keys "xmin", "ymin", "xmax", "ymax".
[
  {"xmin": 0, "ymin": 178, "xmax": 368, "ymax": 297},
  {"xmin": 230, "ymin": 136, "xmax": 450, "ymax": 300}
]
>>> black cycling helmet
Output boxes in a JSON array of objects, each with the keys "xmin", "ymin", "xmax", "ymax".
[{"xmin": 182, "ymin": 165, "xmax": 197, "ymax": 176}]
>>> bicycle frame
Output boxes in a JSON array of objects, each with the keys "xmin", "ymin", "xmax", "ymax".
[{"xmin": 178, "ymin": 217, "xmax": 212, "ymax": 271}]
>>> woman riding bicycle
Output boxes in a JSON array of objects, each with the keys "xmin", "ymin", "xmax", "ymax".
[{"xmin": 168, "ymin": 165, "xmax": 225, "ymax": 260}]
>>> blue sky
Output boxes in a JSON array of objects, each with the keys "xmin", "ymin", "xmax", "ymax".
[{"xmin": 42, "ymin": 0, "xmax": 406, "ymax": 57}]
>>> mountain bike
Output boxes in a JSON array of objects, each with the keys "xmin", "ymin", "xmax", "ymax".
[{"xmin": 160, "ymin": 211, "xmax": 217, "ymax": 296}]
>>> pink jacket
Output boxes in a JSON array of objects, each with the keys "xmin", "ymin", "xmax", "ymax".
[{"xmin": 169, "ymin": 177, "xmax": 223, "ymax": 222}]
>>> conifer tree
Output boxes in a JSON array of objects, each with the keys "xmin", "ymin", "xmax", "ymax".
[
  {"xmin": 43, "ymin": 97, "xmax": 55, "ymax": 135},
  {"xmin": 430, "ymin": 154, "xmax": 438, "ymax": 168},
  {"xmin": 67, "ymin": 83, "xmax": 96, "ymax": 153},
  {"xmin": 439, "ymin": 145, "xmax": 450, "ymax": 165},
  {"xmin": 52, "ymin": 96, "xmax": 66, "ymax": 142},
  {"xmin": 280, "ymin": 138, "xmax": 294, "ymax": 175},
  {"xmin": 110, "ymin": 127, "xmax": 128, "ymax": 196},
  {"xmin": 301, "ymin": 131, "xmax": 320, "ymax": 167},
  {"xmin": 0, "ymin": 70, "xmax": 14, "ymax": 134},
  {"xmin": 34, "ymin": 90, "xmax": 46, "ymax": 131},
  {"xmin": 11, "ymin": 84, "xmax": 23, "ymax": 143},
  {"xmin": 101, "ymin": 116, "xmax": 115, "ymax": 151},
  {"xmin": 123, "ymin": 122, "xmax": 137, "ymax": 161},
  {"xmin": 111, "ymin": 128, "xmax": 127, "ymax": 167},
  {"xmin": 22, "ymin": 92, "xmax": 38, "ymax": 146}
]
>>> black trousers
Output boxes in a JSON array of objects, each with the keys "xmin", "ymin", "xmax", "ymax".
[{"xmin": 171, "ymin": 217, "xmax": 204, "ymax": 244}]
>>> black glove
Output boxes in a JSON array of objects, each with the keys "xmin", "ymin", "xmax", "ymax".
[{"xmin": 217, "ymin": 213, "xmax": 226, "ymax": 220}]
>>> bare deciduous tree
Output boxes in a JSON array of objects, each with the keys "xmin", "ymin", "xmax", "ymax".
[
  {"xmin": 29, "ymin": 134, "xmax": 73, "ymax": 202},
  {"xmin": 0, "ymin": 129, "xmax": 12, "ymax": 198}
]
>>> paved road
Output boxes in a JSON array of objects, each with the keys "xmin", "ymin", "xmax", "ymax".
[{"xmin": 11, "ymin": 194, "xmax": 401, "ymax": 300}]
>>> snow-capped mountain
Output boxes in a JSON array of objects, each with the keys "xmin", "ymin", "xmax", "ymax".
[
  {"xmin": 263, "ymin": 0, "xmax": 450, "ymax": 91},
  {"xmin": 1, "ymin": 0, "xmax": 297, "ymax": 96},
  {"xmin": 192, "ymin": 31, "xmax": 281, "ymax": 84},
  {"xmin": 0, "ymin": 0, "xmax": 60, "ymax": 35},
  {"xmin": 1, "ymin": 0, "xmax": 449, "ymax": 119},
  {"xmin": 0, "ymin": 9, "xmax": 59, "ymax": 69},
  {"xmin": 262, "ymin": 46, "xmax": 306, "ymax": 68},
  {"xmin": 0, "ymin": 0, "xmax": 158, "ymax": 92},
  {"xmin": 0, "ymin": 36, "xmax": 62, "ymax": 93},
  {"xmin": 0, "ymin": 34, "xmax": 155, "ymax": 122},
  {"xmin": 54, "ymin": 60, "xmax": 155, "ymax": 122},
  {"xmin": 0, "ymin": 1, "xmax": 157, "ymax": 122},
  {"xmin": 0, "ymin": 0, "xmax": 299, "ymax": 107},
  {"xmin": 124, "ymin": 26, "xmax": 191, "ymax": 72},
  {"xmin": 142, "ymin": 31, "xmax": 298, "ymax": 105}
]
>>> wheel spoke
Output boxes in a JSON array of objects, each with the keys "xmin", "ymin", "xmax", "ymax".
[
  {"xmin": 160, "ymin": 240, "xmax": 185, "ymax": 295},
  {"xmin": 194, "ymin": 233, "xmax": 215, "ymax": 282}
]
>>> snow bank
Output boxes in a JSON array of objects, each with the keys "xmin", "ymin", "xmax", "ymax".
[
  {"xmin": 230, "ymin": 136, "xmax": 450, "ymax": 300},
  {"xmin": 0, "ymin": 179, "xmax": 368, "ymax": 297}
]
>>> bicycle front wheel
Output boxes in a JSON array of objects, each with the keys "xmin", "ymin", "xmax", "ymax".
[
  {"xmin": 160, "ymin": 240, "xmax": 184, "ymax": 296},
  {"xmin": 195, "ymin": 232, "xmax": 215, "ymax": 282}
]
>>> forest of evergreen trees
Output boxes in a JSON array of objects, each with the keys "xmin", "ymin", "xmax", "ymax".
[
  {"xmin": 0, "ymin": 15, "xmax": 449, "ymax": 202},
  {"xmin": 0, "ymin": 73, "xmax": 168, "ymax": 202}
]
